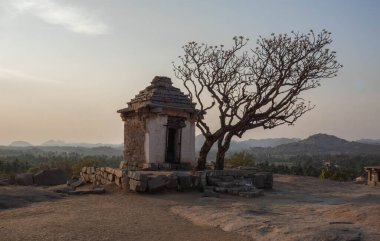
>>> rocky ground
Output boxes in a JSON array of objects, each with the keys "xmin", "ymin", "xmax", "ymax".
[{"xmin": 0, "ymin": 175, "xmax": 379, "ymax": 241}]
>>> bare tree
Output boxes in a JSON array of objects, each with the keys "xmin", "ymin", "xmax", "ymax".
[{"xmin": 173, "ymin": 30, "xmax": 342, "ymax": 170}]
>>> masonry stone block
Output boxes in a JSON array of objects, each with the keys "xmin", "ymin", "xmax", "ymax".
[
  {"xmin": 148, "ymin": 175, "xmax": 168, "ymax": 192},
  {"xmin": 254, "ymin": 174, "xmax": 265, "ymax": 189},
  {"xmin": 129, "ymin": 179, "xmax": 147, "ymax": 192},
  {"xmin": 108, "ymin": 173, "xmax": 115, "ymax": 182},
  {"xmin": 114, "ymin": 168, "xmax": 124, "ymax": 178},
  {"xmin": 106, "ymin": 167, "xmax": 114, "ymax": 174},
  {"xmin": 121, "ymin": 176, "xmax": 129, "ymax": 189}
]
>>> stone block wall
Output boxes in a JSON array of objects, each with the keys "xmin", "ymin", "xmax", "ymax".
[
  {"xmin": 80, "ymin": 165, "xmax": 273, "ymax": 198},
  {"xmin": 80, "ymin": 166, "xmax": 128, "ymax": 189},
  {"xmin": 124, "ymin": 116, "xmax": 146, "ymax": 170},
  {"xmin": 195, "ymin": 169, "xmax": 273, "ymax": 198}
]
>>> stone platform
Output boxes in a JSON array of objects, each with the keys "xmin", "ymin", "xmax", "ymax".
[{"xmin": 80, "ymin": 166, "xmax": 273, "ymax": 198}]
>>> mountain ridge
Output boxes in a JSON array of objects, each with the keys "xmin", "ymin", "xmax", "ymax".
[{"xmin": 251, "ymin": 133, "xmax": 380, "ymax": 156}]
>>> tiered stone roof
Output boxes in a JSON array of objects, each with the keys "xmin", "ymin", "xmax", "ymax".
[{"xmin": 117, "ymin": 76, "xmax": 196, "ymax": 113}]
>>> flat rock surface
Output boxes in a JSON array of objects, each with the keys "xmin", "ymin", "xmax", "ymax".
[
  {"xmin": 0, "ymin": 186, "xmax": 249, "ymax": 241},
  {"xmin": 0, "ymin": 175, "xmax": 379, "ymax": 241},
  {"xmin": 172, "ymin": 174, "xmax": 380, "ymax": 241}
]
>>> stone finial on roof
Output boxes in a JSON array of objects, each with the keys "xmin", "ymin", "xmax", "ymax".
[
  {"xmin": 117, "ymin": 76, "xmax": 196, "ymax": 114},
  {"xmin": 151, "ymin": 76, "xmax": 172, "ymax": 88}
]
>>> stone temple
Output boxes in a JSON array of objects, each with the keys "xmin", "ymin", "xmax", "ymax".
[{"xmin": 117, "ymin": 76, "xmax": 196, "ymax": 170}]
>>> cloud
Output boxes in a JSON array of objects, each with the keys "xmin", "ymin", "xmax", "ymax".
[
  {"xmin": 0, "ymin": 67, "xmax": 60, "ymax": 84},
  {"xmin": 9, "ymin": 0, "xmax": 108, "ymax": 35}
]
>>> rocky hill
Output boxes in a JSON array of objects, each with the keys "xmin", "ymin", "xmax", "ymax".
[
  {"xmin": 251, "ymin": 133, "xmax": 380, "ymax": 156},
  {"xmin": 195, "ymin": 135, "xmax": 300, "ymax": 152},
  {"xmin": 9, "ymin": 141, "xmax": 32, "ymax": 147}
]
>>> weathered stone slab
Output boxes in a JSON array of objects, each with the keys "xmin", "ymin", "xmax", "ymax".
[
  {"xmin": 129, "ymin": 179, "xmax": 147, "ymax": 192},
  {"xmin": 87, "ymin": 166, "xmax": 95, "ymax": 174},
  {"xmin": 15, "ymin": 173, "xmax": 34, "ymax": 186},
  {"xmin": 142, "ymin": 162, "xmax": 159, "ymax": 170},
  {"xmin": 148, "ymin": 175, "xmax": 168, "ymax": 192},
  {"xmin": 89, "ymin": 174, "xmax": 96, "ymax": 182},
  {"xmin": 207, "ymin": 177, "xmax": 222, "ymax": 186},
  {"xmin": 106, "ymin": 167, "xmax": 114, "ymax": 174},
  {"xmin": 107, "ymin": 173, "xmax": 115, "ymax": 182},
  {"xmin": 239, "ymin": 190, "xmax": 263, "ymax": 198},
  {"xmin": 254, "ymin": 174, "xmax": 265, "ymax": 189},
  {"xmin": 114, "ymin": 168, "xmax": 124, "ymax": 178},
  {"xmin": 216, "ymin": 181, "xmax": 234, "ymax": 188},
  {"xmin": 70, "ymin": 179, "xmax": 85, "ymax": 189},
  {"xmin": 68, "ymin": 187, "xmax": 105, "ymax": 195},
  {"xmin": 102, "ymin": 172, "xmax": 108, "ymax": 179},
  {"xmin": 203, "ymin": 190, "xmax": 220, "ymax": 198},
  {"xmin": 121, "ymin": 176, "xmax": 129, "ymax": 189},
  {"xmin": 165, "ymin": 175, "xmax": 178, "ymax": 190},
  {"xmin": 220, "ymin": 175, "xmax": 235, "ymax": 182},
  {"xmin": 129, "ymin": 171, "xmax": 148, "ymax": 182},
  {"xmin": 33, "ymin": 169, "xmax": 68, "ymax": 186},
  {"xmin": 119, "ymin": 161, "xmax": 127, "ymax": 169},
  {"xmin": 114, "ymin": 177, "xmax": 121, "ymax": 186},
  {"xmin": 177, "ymin": 175, "xmax": 193, "ymax": 190}
]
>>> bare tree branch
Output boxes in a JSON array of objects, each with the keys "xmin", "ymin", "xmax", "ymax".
[{"xmin": 173, "ymin": 30, "xmax": 342, "ymax": 170}]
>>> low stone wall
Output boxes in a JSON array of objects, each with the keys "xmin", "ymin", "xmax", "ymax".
[
  {"xmin": 197, "ymin": 169, "xmax": 273, "ymax": 188},
  {"xmin": 196, "ymin": 169, "xmax": 273, "ymax": 198},
  {"xmin": 80, "ymin": 166, "xmax": 273, "ymax": 198},
  {"xmin": 128, "ymin": 171, "xmax": 194, "ymax": 192},
  {"xmin": 12, "ymin": 169, "xmax": 68, "ymax": 186},
  {"xmin": 80, "ymin": 166, "xmax": 128, "ymax": 189}
]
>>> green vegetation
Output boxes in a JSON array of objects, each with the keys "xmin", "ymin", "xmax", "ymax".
[
  {"xmin": 0, "ymin": 150, "xmax": 122, "ymax": 176},
  {"xmin": 227, "ymin": 150, "xmax": 380, "ymax": 181},
  {"xmin": 225, "ymin": 151, "xmax": 255, "ymax": 168}
]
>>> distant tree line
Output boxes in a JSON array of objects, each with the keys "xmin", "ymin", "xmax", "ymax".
[
  {"xmin": 226, "ymin": 151, "xmax": 380, "ymax": 181},
  {"xmin": 0, "ymin": 152, "xmax": 122, "ymax": 176}
]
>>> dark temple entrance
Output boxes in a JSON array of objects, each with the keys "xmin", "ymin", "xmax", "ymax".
[{"xmin": 165, "ymin": 117, "xmax": 185, "ymax": 163}]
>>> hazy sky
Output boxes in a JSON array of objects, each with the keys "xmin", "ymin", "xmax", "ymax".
[{"xmin": 0, "ymin": 0, "xmax": 379, "ymax": 145}]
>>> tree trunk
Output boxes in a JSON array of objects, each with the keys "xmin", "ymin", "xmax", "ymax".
[
  {"xmin": 214, "ymin": 137, "xmax": 232, "ymax": 170},
  {"xmin": 196, "ymin": 139, "xmax": 214, "ymax": 171},
  {"xmin": 215, "ymin": 149, "xmax": 227, "ymax": 170}
]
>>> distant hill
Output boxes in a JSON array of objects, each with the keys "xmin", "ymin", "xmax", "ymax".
[
  {"xmin": 40, "ymin": 139, "xmax": 122, "ymax": 148},
  {"xmin": 251, "ymin": 133, "xmax": 380, "ymax": 157},
  {"xmin": 195, "ymin": 134, "xmax": 300, "ymax": 157},
  {"xmin": 9, "ymin": 141, "xmax": 32, "ymax": 147},
  {"xmin": 356, "ymin": 139, "xmax": 380, "ymax": 145},
  {"xmin": 0, "ymin": 145, "xmax": 123, "ymax": 157},
  {"xmin": 41, "ymin": 140, "xmax": 67, "ymax": 146}
]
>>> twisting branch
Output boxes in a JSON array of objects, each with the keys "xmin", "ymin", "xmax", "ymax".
[{"xmin": 173, "ymin": 30, "xmax": 342, "ymax": 170}]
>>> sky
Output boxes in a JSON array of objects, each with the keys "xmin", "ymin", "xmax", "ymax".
[{"xmin": 0, "ymin": 0, "xmax": 379, "ymax": 145}]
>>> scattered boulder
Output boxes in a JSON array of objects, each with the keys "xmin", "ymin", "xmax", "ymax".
[
  {"xmin": 15, "ymin": 173, "xmax": 34, "ymax": 186},
  {"xmin": 203, "ymin": 190, "xmax": 220, "ymax": 198},
  {"xmin": 355, "ymin": 176, "xmax": 366, "ymax": 184},
  {"xmin": 68, "ymin": 187, "xmax": 105, "ymax": 195},
  {"xmin": 33, "ymin": 169, "xmax": 68, "ymax": 186},
  {"xmin": 70, "ymin": 179, "xmax": 85, "ymax": 189}
]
